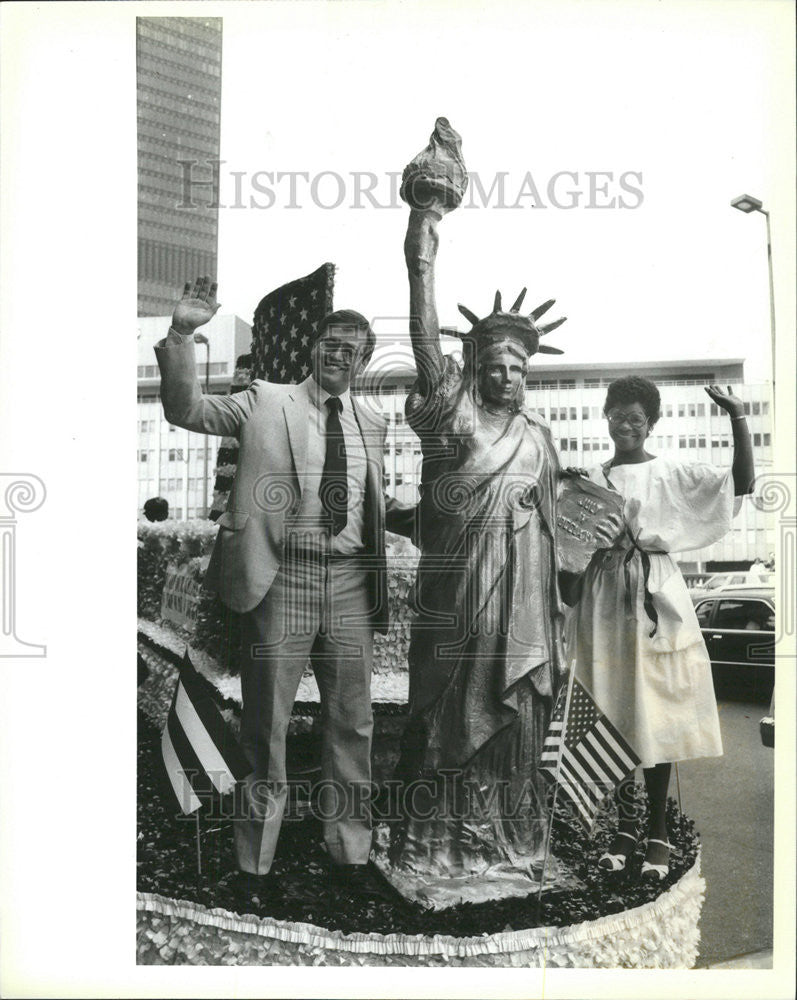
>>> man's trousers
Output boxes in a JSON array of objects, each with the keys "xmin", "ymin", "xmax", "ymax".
[{"xmin": 233, "ymin": 552, "xmax": 375, "ymax": 875}]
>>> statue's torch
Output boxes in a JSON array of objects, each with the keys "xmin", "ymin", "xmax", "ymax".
[{"xmin": 400, "ymin": 117, "xmax": 468, "ymax": 217}]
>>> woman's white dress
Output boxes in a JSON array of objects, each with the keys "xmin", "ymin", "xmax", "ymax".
[{"xmin": 564, "ymin": 456, "xmax": 740, "ymax": 768}]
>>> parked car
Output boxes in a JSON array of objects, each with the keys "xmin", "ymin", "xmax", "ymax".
[
  {"xmin": 692, "ymin": 588, "xmax": 775, "ymax": 700},
  {"xmin": 690, "ymin": 569, "xmax": 775, "ymax": 594}
]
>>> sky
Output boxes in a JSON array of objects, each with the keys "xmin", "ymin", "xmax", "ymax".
[{"xmin": 208, "ymin": 0, "xmax": 795, "ymax": 383}]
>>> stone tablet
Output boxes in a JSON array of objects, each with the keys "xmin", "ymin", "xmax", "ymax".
[{"xmin": 556, "ymin": 475, "xmax": 625, "ymax": 575}]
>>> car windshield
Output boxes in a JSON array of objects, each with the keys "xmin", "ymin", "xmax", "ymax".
[{"xmin": 705, "ymin": 576, "xmax": 729, "ymax": 590}]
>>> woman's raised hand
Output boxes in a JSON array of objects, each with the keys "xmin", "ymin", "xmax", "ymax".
[
  {"xmin": 704, "ymin": 384, "xmax": 744, "ymax": 418},
  {"xmin": 172, "ymin": 276, "xmax": 221, "ymax": 336}
]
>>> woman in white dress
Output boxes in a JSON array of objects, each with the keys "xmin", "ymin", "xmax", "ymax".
[{"xmin": 565, "ymin": 375, "xmax": 754, "ymax": 880}]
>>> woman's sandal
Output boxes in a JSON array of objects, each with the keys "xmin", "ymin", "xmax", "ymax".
[
  {"xmin": 597, "ymin": 830, "xmax": 637, "ymax": 872},
  {"xmin": 640, "ymin": 838, "xmax": 672, "ymax": 881}
]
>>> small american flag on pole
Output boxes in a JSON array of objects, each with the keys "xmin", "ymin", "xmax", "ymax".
[
  {"xmin": 540, "ymin": 676, "xmax": 640, "ymax": 831},
  {"xmin": 160, "ymin": 651, "xmax": 252, "ymax": 815}
]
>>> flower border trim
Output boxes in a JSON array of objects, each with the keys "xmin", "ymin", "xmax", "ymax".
[{"xmin": 137, "ymin": 853, "xmax": 703, "ymax": 966}]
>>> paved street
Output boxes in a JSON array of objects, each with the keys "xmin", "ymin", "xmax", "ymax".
[{"xmin": 674, "ymin": 693, "xmax": 774, "ymax": 967}]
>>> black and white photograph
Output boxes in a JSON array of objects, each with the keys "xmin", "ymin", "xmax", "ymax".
[{"xmin": 0, "ymin": 1, "xmax": 795, "ymax": 997}]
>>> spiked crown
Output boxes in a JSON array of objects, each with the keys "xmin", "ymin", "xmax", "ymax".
[{"xmin": 457, "ymin": 289, "xmax": 565, "ymax": 357}]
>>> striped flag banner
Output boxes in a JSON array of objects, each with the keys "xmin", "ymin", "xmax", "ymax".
[
  {"xmin": 160, "ymin": 650, "xmax": 252, "ymax": 815},
  {"xmin": 540, "ymin": 676, "xmax": 640, "ymax": 832}
]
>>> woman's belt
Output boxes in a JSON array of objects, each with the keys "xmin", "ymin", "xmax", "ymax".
[{"xmin": 604, "ymin": 534, "xmax": 667, "ymax": 638}]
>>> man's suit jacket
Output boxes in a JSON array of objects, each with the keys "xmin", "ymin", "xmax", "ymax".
[{"xmin": 155, "ymin": 337, "xmax": 414, "ymax": 632}]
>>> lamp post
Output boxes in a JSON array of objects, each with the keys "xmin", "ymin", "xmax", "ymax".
[
  {"xmin": 195, "ymin": 333, "xmax": 211, "ymax": 517},
  {"xmin": 730, "ymin": 194, "xmax": 776, "ymax": 395}
]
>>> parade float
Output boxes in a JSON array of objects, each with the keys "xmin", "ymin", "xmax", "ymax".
[{"xmin": 136, "ymin": 120, "xmax": 706, "ymax": 967}]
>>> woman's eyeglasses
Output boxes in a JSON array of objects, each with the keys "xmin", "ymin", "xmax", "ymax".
[{"xmin": 606, "ymin": 412, "xmax": 649, "ymax": 429}]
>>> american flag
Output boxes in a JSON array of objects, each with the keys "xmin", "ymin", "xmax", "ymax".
[
  {"xmin": 160, "ymin": 651, "xmax": 252, "ymax": 814},
  {"xmin": 208, "ymin": 262, "xmax": 335, "ymax": 520},
  {"xmin": 540, "ymin": 677, "xmax": 640, "ymax": 831},
  {"xmin": 249, "ymin": 262, "xmax": 335, "ymax": 383}
]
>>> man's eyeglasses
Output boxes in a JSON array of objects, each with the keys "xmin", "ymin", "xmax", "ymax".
[{"xmin": 607, "ymin": 412, "xmax": 649, "ymax": 429}]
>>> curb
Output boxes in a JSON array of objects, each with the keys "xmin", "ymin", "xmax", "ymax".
[{"xmin": 703, "ymin": 948, "xmax": 773, "ymax": 969}]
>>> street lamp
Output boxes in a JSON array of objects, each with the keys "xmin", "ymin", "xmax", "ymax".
[
  {"xmin": 195, "ymin": 332, "xmax": 211, "ymax": 517},
  {"xmin": 730, "ymin": 194, "xmax": 776, "ymax": 394}
]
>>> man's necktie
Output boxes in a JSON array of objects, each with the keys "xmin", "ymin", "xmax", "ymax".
[{"xmin": 320, "ymin": 396, "xmax": 348, "ymax": 535}]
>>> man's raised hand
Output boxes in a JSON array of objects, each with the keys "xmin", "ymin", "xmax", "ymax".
[{"xmin": 172, "ymin": 276, "xmax": 221, "ymax": 336}]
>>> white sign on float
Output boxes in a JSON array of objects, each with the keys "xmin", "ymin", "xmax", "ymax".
[{"xmin": 160, "ymin": 561, "xmax": 204, "ymax": 630}]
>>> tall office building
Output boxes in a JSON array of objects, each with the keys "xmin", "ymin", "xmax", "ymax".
[{"xmin": 137, "ymin": 17, "xmax": 223, "ymax": 316}]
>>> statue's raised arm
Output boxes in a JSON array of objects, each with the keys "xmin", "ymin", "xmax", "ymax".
[{"xmin": 400, "ymin": 118, "xmax": 468, "ymax": 395}]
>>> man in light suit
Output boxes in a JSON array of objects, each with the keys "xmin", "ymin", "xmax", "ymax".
[{"xmin": 155, "ymin": 276, "xmax": 414, "ymax": 899}]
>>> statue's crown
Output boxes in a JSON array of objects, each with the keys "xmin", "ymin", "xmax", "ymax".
[{"xmin": 457, "ymin": 290, "xmax": 566, "ymax": 356}]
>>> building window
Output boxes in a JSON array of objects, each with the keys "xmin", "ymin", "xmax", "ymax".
[
  {"xmin": 678, "ymin": 404, "xmax": 685, "ymax": 417},
  {"xmin": 592, "ymin": 407, "xmax": 600, "ymax": 419},
  {"xmin": 169, "ymin": 425, "xmax": 176, "ymax": 433},
  {"xmin": 569, "ymin": 407, "xmax": 577, "ymax": 421},
  {"xmin": 168, "ymin": 448, "xmax": 184, "ymax": 462},
  {"xmin": 710, "ymin": 403, "xmax": 719, "ymax": 416},
  {"xmin": 560, "ymin": 439, "xmax": 568, "ymax": 451},
  {"xmin": 743, "ymin": 402, "xmax": 751, "ymax": 415},
  {"xmin": 698, "ymin": 436, "xmax": 706, "ymax": 448},
  {"xmin": 582, "ymin": 407, "xmax": 589, "ymax": 419},
  {"xmin": 763, "ymin": 433, "xmax": 771, "ymax": 446},
  {"xmin": 602, "ymin": 440, "xmax": 610, "ymax": 450},
  {"xmin": 762, "ymin": 401, "xmax": 769, "ymax": 415},
  {"xmin": 697, "ymin": 403, "xmax": 705, "ymax": 417},
  {"xmin": 583, "ymin": 441, "xmax": 591, "ymax": 452},
  {"xmin": 665, "ymin": 404, "xmax": 673, "ymax": 417},
  {"xmin": 688, "ymin": 437, "xmax": 696, "ymax": 448},
  {"xmin": 679, "ymin": 436, "xmax": 687, "ymax": 448},
  {"xmin": 688, "ymin": 403, "xmax": 696, "ymax": 417},
  {"xmin": 753, "ymin": 433, "xmax": 761, "ymax": 446},
  {"xmin": 174, "ymin": 508, "xmax": 183, "ymax": 519},
  {"xmin": 569, "ymin": 438, "xmax": 578, "ymax": 451},
  {"xmin": 752, "ymin": 401, "xmax": 760, "ymax": 415},
  {"xmin": 549, "ymin": 410, "xmax": 558, "ymax": 421},
  {"xmin": 139, "ymin": 451, "xmax": 148, "ymax": 462}
]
